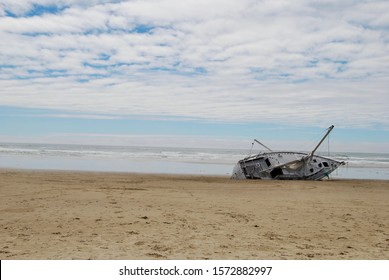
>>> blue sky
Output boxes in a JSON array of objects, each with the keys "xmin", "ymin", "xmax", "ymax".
[{"xmin": 0, "ymin": 0, "xmax": 389, "ymax": 152}]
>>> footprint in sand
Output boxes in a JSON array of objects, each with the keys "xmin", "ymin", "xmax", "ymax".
[{"xmin": 146, "ymin": 253, "xmax": 166, "ymax": 259}]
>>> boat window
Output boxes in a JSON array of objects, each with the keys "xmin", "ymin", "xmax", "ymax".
[
  {"xmin": 313, "ymin": 159, "xmax": 317, "ymax": 163},
  {"xmin": 270, "ymin": 167, "xmax": 283, "ymax": 178},
  {"xmin": 318, "ymin": 163, "xmax": 322, "ymax": 168},
  {"xmin": 310, "ymin": 168, "xmax": 314, "ymax": 173},
  {"xmin": 255, "ymin": 162, "xmax": 262, "ymax": 170},
  {"xmin": 323, "ymin": 162, "xmax": 329, "ymax": 167},
  {"xmin": 265, "ymin": 158, "xmax": 271, "ymax": 167}
]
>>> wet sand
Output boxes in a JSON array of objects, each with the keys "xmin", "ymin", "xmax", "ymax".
[{"xmin": 0, "ymin": 169, "xmax": 388, "ymax": 259}]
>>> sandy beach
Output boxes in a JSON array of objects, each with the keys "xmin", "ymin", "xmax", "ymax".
[{"xmin": 0, "ymin": 169, "xmax": 388, "ymax": 260}]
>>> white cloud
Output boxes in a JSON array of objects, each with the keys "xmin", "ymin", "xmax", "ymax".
[{"xmin": 0, "ymin": 0, "xmax": 388, "ymax": 128}]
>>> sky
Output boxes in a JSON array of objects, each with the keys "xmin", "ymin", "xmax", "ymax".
[{"xmin": 0, "ymin": 0, "xmax": 388, "ymax": 152}]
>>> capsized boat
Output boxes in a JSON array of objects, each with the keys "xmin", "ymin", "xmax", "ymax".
[{"xmin": 231, "ymin": 125, "xmax": 345, "ymax": 180}]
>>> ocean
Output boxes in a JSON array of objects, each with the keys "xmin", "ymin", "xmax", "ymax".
[{"xmin": 1, "ymin": 142, "xmax": 389, "ymax": 180}]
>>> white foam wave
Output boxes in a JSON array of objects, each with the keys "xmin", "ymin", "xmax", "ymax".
[{"xmin": 1, "ymin": 144, "xmax": 388, "ymax": 168}]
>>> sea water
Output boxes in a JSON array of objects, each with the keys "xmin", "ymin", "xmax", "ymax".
[{"xmin": 1, "ymin": 142, "xmax": 389, "ymax": 180}]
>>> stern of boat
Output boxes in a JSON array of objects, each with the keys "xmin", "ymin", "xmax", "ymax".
[{"xmin": 231, "ymin": 162, "xmax": 246, "ymax": 179}]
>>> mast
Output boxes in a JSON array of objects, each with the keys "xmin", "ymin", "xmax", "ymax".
[
  {"xmin": 309, "ymin": 125, "xmax": 334, "ymax": 157},
  {"xmin": 254, "ymin": 139, "xmax": 273, "ymax": 152}
]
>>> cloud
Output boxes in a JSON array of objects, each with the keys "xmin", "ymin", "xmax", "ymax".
[{"xmin": 0, "ymin": 0, "xmax": 388, "ymax": 128}]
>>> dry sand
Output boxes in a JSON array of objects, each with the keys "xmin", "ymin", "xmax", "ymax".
[{"xmin": 0, "ymin": 169, "xmax": 388, "ymax": 260}]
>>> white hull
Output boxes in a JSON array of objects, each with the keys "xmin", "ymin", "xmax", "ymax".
[
  {"xmin": 231, "ymin": 126, "xmax": 345, "ymax": 180},
  {"xmin": 232, "ymin": 151, "xmax": 344, "ymax": 180}
]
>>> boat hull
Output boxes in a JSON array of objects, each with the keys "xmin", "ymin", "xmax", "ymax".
[{"xmin": 231, "ymin": 152, "xmax": 344, "ymax": 180}]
